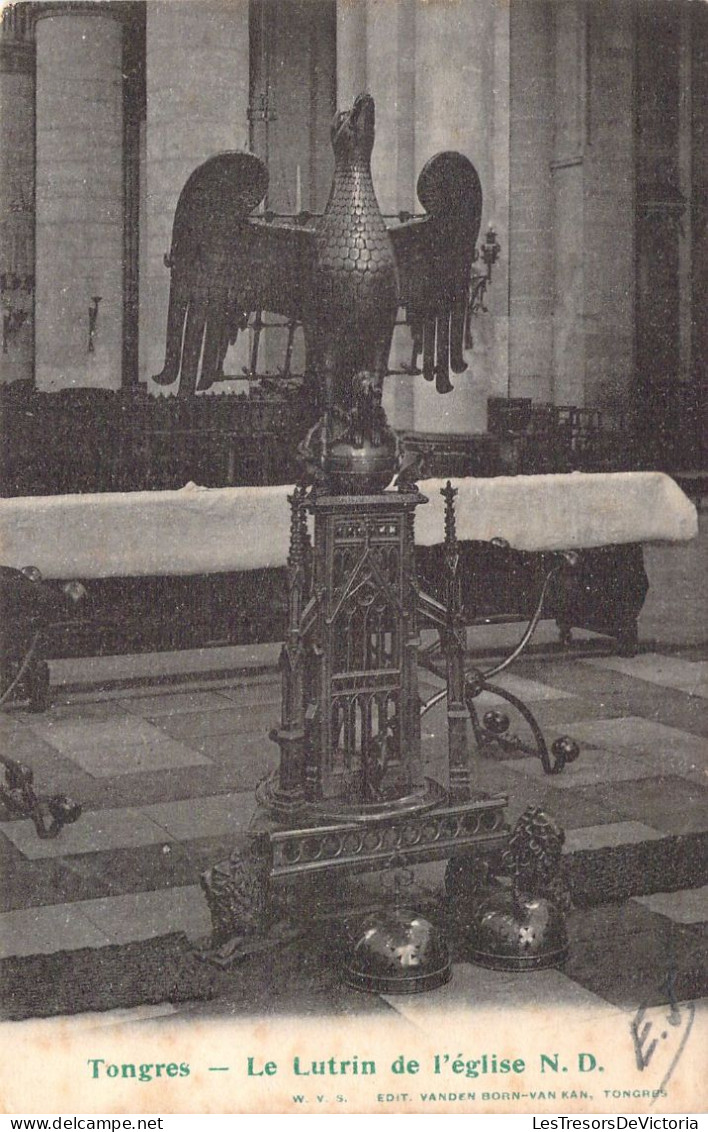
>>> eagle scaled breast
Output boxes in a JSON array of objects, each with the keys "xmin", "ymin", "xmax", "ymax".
[{"xmin": 314, "ymin": 165, "xmax": 398, "ymax": 315}]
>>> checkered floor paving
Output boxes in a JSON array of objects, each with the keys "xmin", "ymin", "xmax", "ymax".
[{"xmin": 1, "ymin": 634, "xmax": 706, "ymax": 1018}]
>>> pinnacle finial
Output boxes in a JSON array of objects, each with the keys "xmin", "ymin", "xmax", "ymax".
[{"xmin": 442, "ymin": 481, "xmax": 458, "ymax": 547}]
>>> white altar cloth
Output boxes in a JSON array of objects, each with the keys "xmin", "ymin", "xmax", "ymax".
[{"xmin": 0, "ymin": 472, "xmax": 697, "ymax": 580}]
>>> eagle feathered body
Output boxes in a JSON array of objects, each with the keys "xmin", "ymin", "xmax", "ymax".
[
  {"xmin": 153, "ymin": 93, "xmax": 483, "ymax": 402},
  {"xmin": 308, "ymin": 93, "xmax": 398, "ymax": 412}
]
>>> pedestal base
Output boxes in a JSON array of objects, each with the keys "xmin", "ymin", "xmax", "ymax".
[
  {"xmin": 264, "ymin": 792, "xmax": 508, "ymax": 881},
  {"xmin": 200, "ymin": 788, "xmax": 509, "ymax": 958},
  {"xmin": 254, "ymin": 772, "xmax": 445, "ymax": 824}
]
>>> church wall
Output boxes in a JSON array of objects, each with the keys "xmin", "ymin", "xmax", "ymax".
[
  {"xmin": 550, "ymin": 0, "xmax": 587, "ymax": 410},
  {"xmin": 34, "ymin": 10, "xmax": 124, "ymax": 391},
  {"xmin": 692, "ymin": 2, "xmax": 708, "ymax": 391},
  {"xmin": 509, "ymin": 0, "xmax": 636, "ymax": 412},
  {"xmin": 508, "ymin": 0, "xmax": 555, "ymax": 404},
  {"xmin": 582, "ymin": 0, "xmax": 635, "ymax": 410}
]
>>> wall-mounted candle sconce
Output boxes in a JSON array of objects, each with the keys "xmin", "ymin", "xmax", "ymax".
[
  {"xmin": 88, "ymin": 296, "xmax": 102, "ymax": 353},
  {"xmin": 466, "ymin": 225, "xmax": 502, "ymax": 348},
  {"xmin": 1, "ymin": 271, "xmax": 33, "ymax": 354}
]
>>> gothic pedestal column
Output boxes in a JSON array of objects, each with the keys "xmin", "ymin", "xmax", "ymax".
[{"xmin": 34, "ymin": 8, "xmax": 124, "ymax": 391}]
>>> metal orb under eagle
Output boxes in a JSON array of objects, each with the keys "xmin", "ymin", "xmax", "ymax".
[{"xmin": 155, "ymin": 95, "xmax": 576, "ymax": 983}]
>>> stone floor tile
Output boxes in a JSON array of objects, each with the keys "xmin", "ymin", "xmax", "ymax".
[
  {"xmin": 556, "ymin": 717, "xmax": 707, "ymax": 781},
  {"xmin": 49, "ymin": 642, "xmax": 281, "ymax": 688},
  {"xmin": 541, "ymin": 668, "xmax": 708, "ymax": 739},
  {"xmin": 510, "ymin": 789, "xmax": 619, "ymax": 832},
  {"xmin": 1, "ymin": 806, "xmax": 170, "ymax": 860},
  {"xmin": 465, "ymin": 619, "xmax": 573, "ymax": 654},
  {"xmin": 148, "ymin": 704, "xmax": 278, "ymax": 742},
  {"xmin": 189, "ymin": 733, "xmax": 278, "ymax": 790},
  {"xmin": 149, "ymin": 833, "xmax": 258, "ymax": 885},
  {"xmin": 218, "ymin": 681, "xmax": 282, "ymax": 707},
  {"xmin": 120, "ymin": 690, "xmax": 236, "ymax": 717},
  {"xmin": 564, "ymin": 907, "xmax": 707, "ymax": 1008},
  {"xmin": 512, "ymin": 658, "xmax": 664, "ymax": 708},
  {"xmin": 482, "ymin": 673, "xmax": 575, "ymax": 702},
  {"xmin": 0, "ymin": 903, "xmax": 111, "ymax": 958},
  {"xmin": 13, "ymin": 700, "xmax": 129, "ymax": 724},
  {"xmin": 503, "ymin": 747, "xmax": 658, "ymax": 789},
  {"xmin": 223, "ymin": 671, "xmax": 286, "ymax": 688},
  {"xmin": 0, "ymin": 723, "xmax": 58, "ymax": 761},
  {"xmin": 518, "ymin": 699, "xmax": 629, "ymax": 732},
  {"xmin": 58, "ymin": 752, "xmax": 268, "ymax": 811},
  {"xmin": 420, "ymin": 701, "xmax": 448, "ymax": 743},
  {"xmin": 78, "ymin": 885, "xmax": 211, "ymax": 944},
  {"xmin": 0, "ymin": 713, "xmax": 27, "ymax": 737},
  {"xmin": 564, "ymin": 821, "xmax": 666, "ymax": 854},
  {"xmin": 593, "ymin": 776, "xmax": 708, "ymax": 836},
  {"xmin": 56, "ymin": 840, "xmax": 211, "ymax": 901},
  {"xmin": 459, "ymin": 686, "xmax": 574, "ymax": 721},
  {"xmin": 678, "ymin": 644, "xmax": 708, "ymax": 661},
  {"xmin": 633, "ymin": 886, "xmax": 708, "ymax": 924},
  {"xmin": 383, "ymin": 961, "xmax": 616, "ymax": 1021},
  {"xmin": 584, "ymin": 654, "xmax": 708, "ymax": 697},
  {"xmin": 140, "ymin": 791, "xmax": 257, "ymax": 841},
  {"xmin": 190, "ymin": 729, "xmax": 275, "ymax": 759},
  {"xmin": 29, "ymin": 714, "xmax": 170, "ymax": 753},
  {"xmin": 63, "ymin": 735, "xmax": 211, "ymax": 778},
  {"xmin": 0, "ymin": 835, "xmax": 114, "ymax": 912},
  {"xmin": 566, "ymin": 900, "xmax": 660, "ymax": 942},
  {"xmin": 556, "ymin": 715, "xmax": 707, "ymax": 756},
  {"xmin": 0, "ymin": 731, "xmax": 94, "ymax": 798}
]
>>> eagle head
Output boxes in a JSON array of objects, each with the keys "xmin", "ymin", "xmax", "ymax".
[{"xmin": 330, "ymin": 92, "xmax": 375, "ymax": 165}]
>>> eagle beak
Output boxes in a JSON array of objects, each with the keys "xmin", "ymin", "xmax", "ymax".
[{"xmin": 352, "ymin": 92, "xmax": 375, "ymax": 125}]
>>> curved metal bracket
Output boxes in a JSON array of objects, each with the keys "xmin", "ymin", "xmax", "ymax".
[
  {"xmin": 464, "ymin": 677, "xmax": 579, "ymax": 775},
  {"xmin": 480, "ymin": 554, "xmax": 577, "ymax": 682},
  {"xmin": 418, "ymin": 550, "xmax": 581, "ymax": 775},
  {"xmin": 0, "ymin": 755, "xmax": 82, "ymax": 839},
  {"xmin": 1, "ymin": 634, "xmax": 82, "ymax": 837}
]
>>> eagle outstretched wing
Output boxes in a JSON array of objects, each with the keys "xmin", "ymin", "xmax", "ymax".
[
  {"xmin": 388, "ymin": 151, "xmax": 483, "ymax": 393},
  {"xmin": 153, "ymin": 152, "xmax": 316, "ymax": 395},
  {"xmin": 154, "ymin": 146, "xmax": 482, "ymax": 398}
]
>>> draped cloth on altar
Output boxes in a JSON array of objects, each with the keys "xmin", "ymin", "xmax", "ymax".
[{"xmin": 0, "ymin": 472, "xmax": 697, "ymax": 580}]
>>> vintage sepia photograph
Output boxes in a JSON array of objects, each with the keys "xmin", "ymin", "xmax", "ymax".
[{"xmin": 0, "ymin": 0, "xmax": 706, "ymax": 1116}]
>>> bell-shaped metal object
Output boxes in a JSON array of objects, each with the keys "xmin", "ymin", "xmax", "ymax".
[
  {"xmin": 346, "ymin": 907, "xmax": 452, "ymax": 994},
  {"xmin": 465, "ymin": 890, "xmax": 568, "ymax": 972}
]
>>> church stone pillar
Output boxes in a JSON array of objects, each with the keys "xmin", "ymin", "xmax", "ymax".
[
  {"xmin": 0, "ymin": 7, "xmax": 35, "ymax": 385},
  {"xmin": 141, "ymin": 1, "xmax": 250, "ymax": 389},
  {"xmin": 582, "ymin": 0, "xmax": 634, "ymax": 410},
  {"xmin": 336, "ymin": 0, "xmax": 367, "ymax": 110},
  {"xmin": 34, "ymin": 7, "xmax": 124, "ymax": 391},
  {"xmin": 551, "ymin": 0, "xmax": 587, "ymax": 408},
  {"xmin": 412, "ymin": 0, "xmax": 507, "ymax": 434},
  {"xmin": 508, "ymin": 0, "xmax": 554, "ymax": 403}
]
